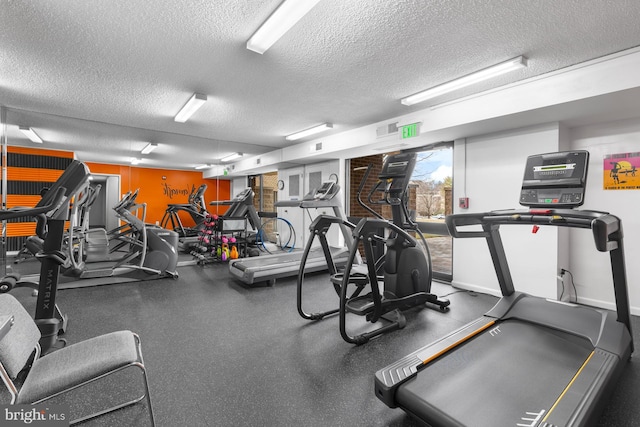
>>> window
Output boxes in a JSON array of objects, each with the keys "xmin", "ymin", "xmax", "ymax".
[{"xmin": 411, "ymin": 143, "xmax": 453, "ymax": 281}]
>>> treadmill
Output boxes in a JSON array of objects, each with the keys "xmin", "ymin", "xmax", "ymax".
[
  {"xmin": 375, "ymin": 150, "xmax": 633, "ymax": 427},
  {"xmin": 228, "ymin": 182, "xmax": 355, "ymax": 286}
]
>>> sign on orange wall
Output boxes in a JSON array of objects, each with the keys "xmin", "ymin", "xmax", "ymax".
[{"xmin": 86, "ymin": 162, "xmax": 231, "ymax": 226}]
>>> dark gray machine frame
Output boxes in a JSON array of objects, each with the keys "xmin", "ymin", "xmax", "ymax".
[
  {"xmin": 228, "ymin": 182, "xmax": 356, "ymax": 286},
  {"xmin": 375, "ymin": 151, "xmax": 633, "ymax": 427}
]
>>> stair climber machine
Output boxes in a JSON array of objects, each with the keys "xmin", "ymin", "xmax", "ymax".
[
  {"xmin": 60, "ymin": 187, "xmax": 179, "ymax": 286},
  {"xmin": 374, "ymin": 150, "xmax": 633, "ymax": 427},
  {"xmin": 228, "ymin": 182, "xmax": 356, "ymax": 286},
  {"xmin": 298, "ymin": 152, "xmax": 450, "ymax": 345},
  {"xmin": 0, "ymin": 160, "xmax": 91, "ymax": 352}
]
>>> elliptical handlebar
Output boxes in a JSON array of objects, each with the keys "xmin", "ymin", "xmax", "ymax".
[
  {"xmin": 354, "ymin": 165, "xmax": 385, "ymax": 220},
  {"xmin": 113, "ymin": 189, "xmax": 140, "ymax": 214},
  {"xmin": 113, "ymin": 191, "xmax": 132, "ymax": 212},
  {"xmin": 367, "ymin": 180, "xmax": 391, "ymax": 206}
]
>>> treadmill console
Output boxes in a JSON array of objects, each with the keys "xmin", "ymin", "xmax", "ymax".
[
  {"xmin": 303, "ymin": 181, "xmax": 339, "ymax": 201},
  {"xmin": 233, "ymin": 188, "xmax": 253, "ymax": 201},
  {"xmin": 519, "ymin": 150, "xmax": 589, "ymax": 208}
]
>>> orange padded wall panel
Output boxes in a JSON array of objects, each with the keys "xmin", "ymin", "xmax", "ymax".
[{"xmin": 3, "ymin": 146, "xmax": 75, "ymax": 251}]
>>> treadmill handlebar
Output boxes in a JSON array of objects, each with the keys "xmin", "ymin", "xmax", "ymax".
[
  {"xmin": 308, "ymin": 214, "xmax": 357, "ymax": 233},
  {"xmin": 446, "ymin": 209, "xmax": 622, "ymax": 252}
]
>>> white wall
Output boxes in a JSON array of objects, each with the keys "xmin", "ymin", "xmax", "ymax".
[
  {"xmin": 452, "ymin": 123, "xmax": 562, "ymax": 298},
  {"xmin": 451, "ymin": 117, "xmax": 640, "ymax": 315},
  {"xmin": 569, "ymin": 117, "xmax": 640, "ymax": 314}
]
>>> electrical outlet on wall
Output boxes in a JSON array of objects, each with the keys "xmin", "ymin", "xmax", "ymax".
[{"xmin": 459, "ymin": 197, "xmax": 469, "ymax": 209}]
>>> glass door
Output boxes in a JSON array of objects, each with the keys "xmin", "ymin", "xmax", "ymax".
[{"xmin": 411, "ymin": 142, "xmax": 454, "ymax": 281}]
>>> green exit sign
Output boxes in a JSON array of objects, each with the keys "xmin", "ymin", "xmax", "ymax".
[{"xmin": 401, "ymin": 122, "xmax": 420, "ymax": 139}]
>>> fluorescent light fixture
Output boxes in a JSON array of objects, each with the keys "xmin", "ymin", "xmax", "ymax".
[
  {"xmin": 19, "ymin": 127, "xmax": 43, "ymax": 143},
  {"xmin": 220, "ymin": 152, "xmax": 243, "ymax": 162},
  {"xmin": 401, "ymin": 56, "xmax": 528, "ymax": 106},
  {"xmin": 141, "ymin": 143, "xmax": 158, "ymax": 154},
  {"xmin": 246, "ymin": 0, "xmax": 322, "ymax": 54},
  {"xmin": 286, "ymin": 123, "xmax": 333, "ymax": 141},
  {"xmin": 131, "ymin": 158, "xmax": 142, "ymax": 165},
  {"xmin": 174, "ymin": 93, "xmax": 207, "ymax": 123},
  {"xmin": 195, "ymin": 164, "xmax": 211, "ymax": 170}
]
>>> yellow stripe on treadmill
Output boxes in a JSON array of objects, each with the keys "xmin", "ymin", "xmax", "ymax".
[
  {"xmin": 422, "ymin": 320, "xmax": 496, "ymax": 365},
  {"xmin": 542, "ymin": 351, "xmax": 595, "ymax": 422}
]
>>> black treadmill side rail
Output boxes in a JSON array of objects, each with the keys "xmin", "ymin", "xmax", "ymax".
[
  {"xmin": 594, "ymin": 214, "xmax": 632, "ymax": 350},
  {"xmin": 445, "ymin": 208, "xmax": 632, "ymax": 351}
]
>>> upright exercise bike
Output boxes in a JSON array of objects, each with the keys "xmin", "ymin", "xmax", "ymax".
[
  {"xmin": 298, "ymin": 152, "xmax": 450, "ymax": 344},
  {"xmin": 0, "ymin": 160, "xmax": 91, "ymax": 352}
]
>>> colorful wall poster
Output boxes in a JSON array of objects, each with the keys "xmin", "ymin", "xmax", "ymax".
[{"xmin": 603, "ymin": 151, "xmax": 640, "ymax": 190}]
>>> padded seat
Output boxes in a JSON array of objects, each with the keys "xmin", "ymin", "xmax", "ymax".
[
  {"xmin": 0, "ymin": 294, "xmax": 155, "ymax": 426},
  {"xmin": 17, "ymin": 331, "xmax": 139, "ymax": 404}
]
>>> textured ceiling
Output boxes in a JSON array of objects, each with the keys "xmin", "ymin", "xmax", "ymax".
[{"xmin": 2, "ymin": 0, "xmax": 640, "ymax": 169}]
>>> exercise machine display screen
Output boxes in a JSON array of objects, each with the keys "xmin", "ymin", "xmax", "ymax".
[
  {"xmin": 520, "ymin": 150, "xmax": 589, "ymax": 208},
  {"xmin": 379, "ymin": 152, "xmax": 416, "ymax": 179},
  {"xmin": 302, "ymin": 181, "xmax": 339, "ymax": 201},
  {"xmin": 312, "ymin": 182, "xmax": 335, "ymax": 199}
]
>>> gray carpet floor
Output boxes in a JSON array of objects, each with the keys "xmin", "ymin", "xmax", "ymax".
[{"xmin": 5, "ymin": 260, "xmax": 639, "ymax": 426}]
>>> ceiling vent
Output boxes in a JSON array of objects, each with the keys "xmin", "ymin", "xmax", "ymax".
[{"xmin": 376, "ymin": 122, "xmax": 398, "ymax": 138}]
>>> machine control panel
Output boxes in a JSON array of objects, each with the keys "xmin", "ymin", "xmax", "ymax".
[
  {"xmin": 297, "ymin": 181, "xmax": 341, "ymax": 209},
  {"xmin": 519, "ymin": 151, "xmax": 589, "ymax": 208},
  {"xmin": 311, "ymin": 181, "xmax": 336, "ymax": 200}
]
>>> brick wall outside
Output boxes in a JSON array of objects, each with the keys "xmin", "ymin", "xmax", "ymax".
[
  {"xmin": 349, "ymin": 155, "xmax": 385, "ymax": 218},
  {"xmin": 250, "ymin": 171, "xmax": 279, "ymax": 236},
  {"xmin": 444, "ymin": 187, "xmax": 452, "ymax": 215}
]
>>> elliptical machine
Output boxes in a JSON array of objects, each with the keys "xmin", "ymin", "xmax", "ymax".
[
  {"xmin": 298, "ymin": 152, "xmax": 449, "ymax": 344},
  {"xmin": 63, "ymin": 189, "xmax": 179, "ymax": 280}
]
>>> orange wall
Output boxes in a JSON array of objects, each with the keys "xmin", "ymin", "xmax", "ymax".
[
  {"xmin": 2, "ymin": 145, "xmax": 232, "ymax": 249},
  {"xmin": 85, "ymin": 162, "xmax": 231, "ymax": 226}
]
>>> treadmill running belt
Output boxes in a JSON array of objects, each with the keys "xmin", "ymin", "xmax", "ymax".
[{"xmin": 396, "ymin": 320, "xmax": 593, "ymax": 427}]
